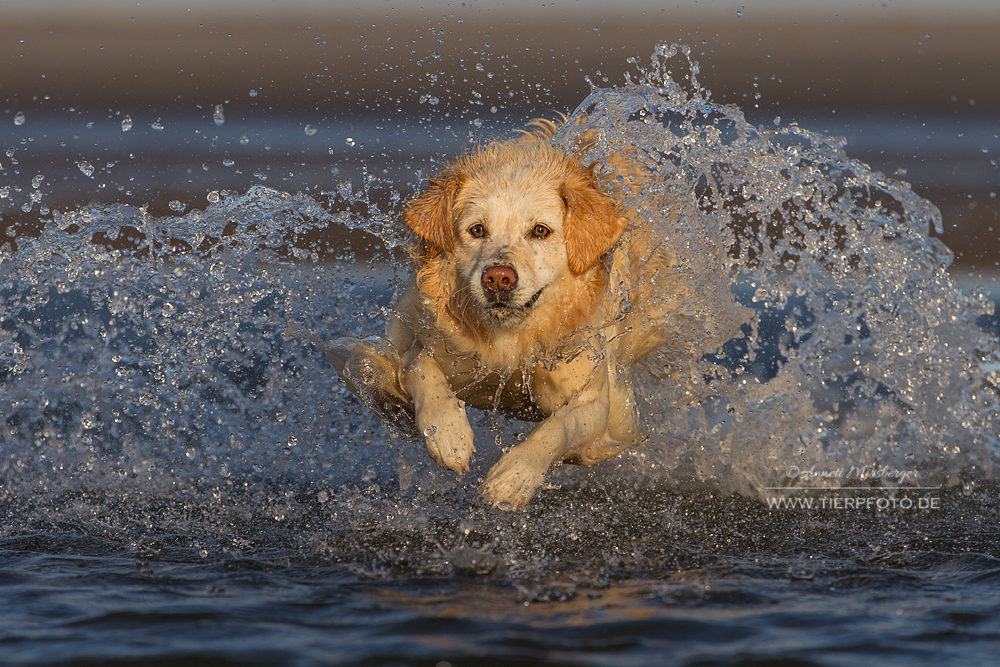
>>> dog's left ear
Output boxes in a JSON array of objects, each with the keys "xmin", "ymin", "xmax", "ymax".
[
  {"xmin": 403, "ymin": 173, "xmax": 466, "ymax": 255},
  {"xmin": 561, "ymin": 167, "xmax": 628, "ymax": 275}
]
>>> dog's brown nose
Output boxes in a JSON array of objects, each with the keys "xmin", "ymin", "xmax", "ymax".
[{"xmin": 482, "ymin": 265, "xmax": 517, "ymax": 292}]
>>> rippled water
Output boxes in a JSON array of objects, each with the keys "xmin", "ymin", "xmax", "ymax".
[{"xmin": 2, "ymin": 44, "xmax": 999, "ymax": 666}]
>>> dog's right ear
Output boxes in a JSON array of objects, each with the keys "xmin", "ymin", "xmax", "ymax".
[{"xmin": 403, "ymin": 173, "xmax": 466, "ymax": 254}]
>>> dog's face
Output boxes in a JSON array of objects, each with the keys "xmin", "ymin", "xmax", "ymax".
[
  {"xmin": 451, "ymin": 169, "xmax": 570, "ymax": 328},
  {"xmin": 405, "ymin": 144, "xmax": 626, "ymax": 332}
]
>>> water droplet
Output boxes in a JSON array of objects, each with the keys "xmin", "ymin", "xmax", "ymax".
[
  {"xmin": 121, "ymin": 115, "xmax": 132, "ymax": 132},
  {"xmin": 77, "ymin": 161, "xmax": 95, "ymax": 177},
  {"xmin": 423, "ymin": 425, "xmax": 437, "ymax": 437},
  {"xmin": 13, "ymin": 112, "xmax": 25, "ymax": 126},
  {"xmin": 429, "ymin": 97, "xmax": 439, "ymax": 105},
  {"xmin": 4, "ymin": 147, "xmax": 13, "ymax": 158},
  {"xmin": 593, "ymin": 26, "xmax": 600, "ymax": 33},
  {"xmin": 222, "ymin": 158, "xmax": 235, "ymax": 167},
  {"xmin": 304, "ymin": 124, "xmax": 317, "ymax": 136},
  {"xmin": 249, "ymin": 88, "xmax": 258, "ymax": 97},
  {"xmin": 773, "ymin": 116, "xmax": 781, "ymax": 126},
  {"xmin": 207, "ymin": 190, "xmax": 221, "ymax": 203},
  {"xmin": 0, "ymin": 187, "xmax": 8, "ymax": 199},
  {"xmin": 317, "ymin": 490, "xmax": 329, "ymax": 504},
  {"xmin": 253, "ymin": 170, "xmax": 267, "ymax": 182},
  {"xmin": 31, "ymin": 174, "xmax": 44, "ymax": 189},
  {"xmin": 472, "ymin": 118, "xmax": 482, "ymax": 128},
  {"xmin": 185, "ymin": 447, "xmax": 196, "ymax": 459},
  {"xmin": 287, "ymin": 436, "xmax": 298, "ymax": 447},
  {"xmin": 213, "ymin": 104, "xmax": 225, "ymax": 126},
  {"xmin": 151, "ymin": 119, "xmax": 164, "ymax": 131},
  {"xmin": 475, "ymin": 63, "xmax": 484, "ymax": 72},
  {"xmin": 168, "ymin": 200, "xmax": 186, "ymax": 213},
  {"xmin": 345, "ymin": 137, "xmax": 355, "ymax": 146},
  {"xmin": 239, "ymin": 135, "xmax": 249, "ymax": 145},
  {"xmin": 736, "ymin": 8, "xmax": 744, "ymax": 17},
  {"xmin": 161, "ymin": 302, "xmax": 176, "ymax": 317},
  {"xmin": 491, "ymin": 106, "xmax": 498, "ymax": 113}
]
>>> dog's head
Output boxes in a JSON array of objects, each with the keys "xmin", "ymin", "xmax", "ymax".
[{"xmin": 404, "ymin": 143, "xmax": 627, "ymax": 331}]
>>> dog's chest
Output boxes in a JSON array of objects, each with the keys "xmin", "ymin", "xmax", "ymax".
[{"xmin": 437, "ymin": 346, "xmax": 599, "ymax": 421}]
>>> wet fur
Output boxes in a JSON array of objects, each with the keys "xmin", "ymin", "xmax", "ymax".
[{"xmin": 328, "ymin": 121, "xmax": 689, "ymax": 509}]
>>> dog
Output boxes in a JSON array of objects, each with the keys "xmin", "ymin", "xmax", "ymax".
[{"xmin": 326, "ymin": 119, "xmax": 735, "ymax": 509}]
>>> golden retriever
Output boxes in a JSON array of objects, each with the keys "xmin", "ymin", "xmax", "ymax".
[{"xmin": 327, "ymin": 120, "xmax": 722, "ymax": 509}]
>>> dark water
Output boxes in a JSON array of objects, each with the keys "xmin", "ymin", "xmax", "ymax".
[
  {"xmin": 2, "ymin": 45, "xmax": 1000, "ymax": 666},
  {"xmin": 4, "ymin": 488, "xmax": 1000, "ymax": 666}
]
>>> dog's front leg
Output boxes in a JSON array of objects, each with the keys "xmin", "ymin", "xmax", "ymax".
[
  {"xmin": 403, "ymin": 351, "xmax": 476, "ymax": 474},
  {"xmin": 481, "ymin": 360, "xmax": 627, "ymax": 510},
  {"xmin": 481, "ymin": 354, "xmax": 644, "ymax": 509},
  {"xmin": 326, "ymin": 335, "xmax": 415, "ymax": 430}
]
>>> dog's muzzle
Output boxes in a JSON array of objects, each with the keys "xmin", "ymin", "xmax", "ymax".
[
  {"xmin": 482, "ymin": 265, "xmax": 517, "ymax": 294},
  {"xmin": 480, "ymin": 265, "xmax": 542, "ymax": 323},
  {"xmin": 482, "ymin": 265, "xmax": 520, "ymax": 307},
  {"xmin": 523, "ymin": 288, "xmax": 543, "ymax": 309}
]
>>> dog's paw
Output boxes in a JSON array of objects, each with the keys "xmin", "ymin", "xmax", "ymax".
[
  {"xmin": 418, "ymin": 400, "xmax": 476, "ymax": 475},
  {"xmin": 481, "ymin": 451, "xmax": 547, "ymax": 510}
]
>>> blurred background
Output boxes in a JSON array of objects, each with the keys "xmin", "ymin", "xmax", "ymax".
[{"xmin": 2, "ymin": 0, "xmax": 998, "ymax": 289}]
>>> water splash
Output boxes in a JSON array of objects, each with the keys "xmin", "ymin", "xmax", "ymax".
[
  {"xmin": 1, "ymin": 185, "xmax": 409, "ymax": 501},
  {"xmin": 556, "ymin": 44, "xmax": 999, "ymax": 497},
  {"xmin": 0, "ymin": 43, "xmax": 997, "ymax": 583}
]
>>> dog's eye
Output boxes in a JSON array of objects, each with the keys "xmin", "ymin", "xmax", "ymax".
[
  {"xmin": 468, "ymin": 223, "xmax": 486, "ymax": 238},
  {"xmin": 532, "ymin": 224, "xmax": 551, "ymax": 239}
]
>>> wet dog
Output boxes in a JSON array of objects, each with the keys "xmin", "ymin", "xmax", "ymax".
[{"xmin": 328, "ymin": 121, "xmax": 708, "ymax": 509}]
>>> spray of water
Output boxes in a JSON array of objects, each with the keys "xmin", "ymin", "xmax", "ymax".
[{"xmin": 1, "ymin": 44, "xmax": 997, "ymax": 584}]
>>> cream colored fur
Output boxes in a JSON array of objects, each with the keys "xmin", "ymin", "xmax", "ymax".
[{"xmin": 328, "ymin": 122, "xmax": 700, "ymax": 509}]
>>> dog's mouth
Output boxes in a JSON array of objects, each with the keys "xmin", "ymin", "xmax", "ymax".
[
  {"xmin": 523, "ymin": 288, "xmax": 544, "ymax": 309},
  {"xmin": 481, "ymin": 287, "xmax": 544, "ymax": 325},
  {"xmin": 485, "ymin": 287, "xmax": 543, "ymax": 310}
]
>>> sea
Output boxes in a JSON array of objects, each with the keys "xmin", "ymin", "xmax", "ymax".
[{"xmin": 2, "ymin": 44, "xmax": 1000, "ymax": 667}]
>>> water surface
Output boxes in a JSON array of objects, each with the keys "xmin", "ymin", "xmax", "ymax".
[{"xmin": 2, "ymin": 45, "xmax": 999, "ymax": 666}]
